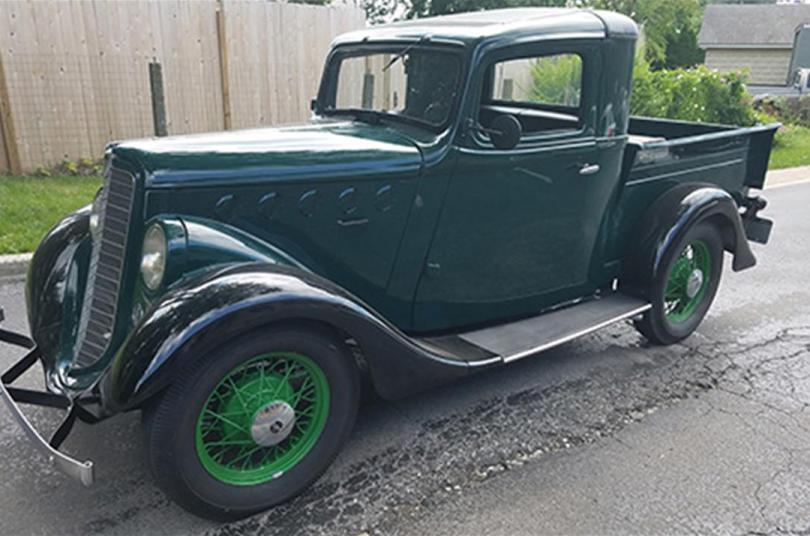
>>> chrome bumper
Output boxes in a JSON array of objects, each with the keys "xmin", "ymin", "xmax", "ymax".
[{"xmin": 0, "ymin": 307, "xmax": 95, "ymax": 486}]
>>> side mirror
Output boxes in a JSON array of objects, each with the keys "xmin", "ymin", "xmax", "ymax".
[
  {"xmin": 310, "ymin": 99, "xmax": 320, "ymax": 113},
  {"xmin": 489, "ymin": 114, "xmax": 522, "ymax": 150}
]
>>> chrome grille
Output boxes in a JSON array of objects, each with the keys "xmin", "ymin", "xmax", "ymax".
[{"xmin": 75, "ymin": 167, "xmax": 135, "ymax": 367}]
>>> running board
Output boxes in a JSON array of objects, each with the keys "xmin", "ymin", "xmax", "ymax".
[{"xmin": 418, "ymin": 293, "xmax": 650, "ymax": 365}]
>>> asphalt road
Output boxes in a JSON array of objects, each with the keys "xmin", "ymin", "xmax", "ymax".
[{"xmin": 0, "ymin": 181, "xmax": 808, "ymax": 535}]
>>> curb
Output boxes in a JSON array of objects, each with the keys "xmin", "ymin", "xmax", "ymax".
[
  {"xmin": 0, "ymin": 253, "xmax": 31, "ymax": 281},
  {"xmin": 763, "ymin": 165, "xmax": 810, "ymax": 189}
]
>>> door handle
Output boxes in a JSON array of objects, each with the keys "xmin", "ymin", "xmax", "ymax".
[
  {"xmin": 579, "ymin": 163, "xmax": 601, "ymax": 176},
  {"xmin": 337, "ymin": 217, "xmax": 369, "ymax": 227}
]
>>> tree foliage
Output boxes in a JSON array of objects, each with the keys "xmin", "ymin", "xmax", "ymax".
[
  {"xmin": 408, "ymin": 0, "xmax": 566, "ymax": 19},
  {"xmin": 363, "ymin": 0, "xmax": 706, "ymax": 70},
  {"xmin": 361, "ymin": 0, "xmax": 406, "ymax": 24},
  {"xmin": 574, "ymin": 0, "xmax": 704, "ymax": 69},
  {"xmin": 529, "ymin": 54, "xmax": 582, "ymax": 106}
]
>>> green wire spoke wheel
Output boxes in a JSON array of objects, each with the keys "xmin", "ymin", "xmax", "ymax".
[
  {"xmin": 195, "ymin": 352, "xmax": 330, "ymax": 485},
  {"xmin": 144, "ymin": 329, "xmax": 359, "ymax": 520},
  {"xmin": 634, "ymin": 222, "xmax": 723, "ymax": 345},
  {"xmin": 663, "ymin": 240, "xmax": 711, "ymax": 324}
]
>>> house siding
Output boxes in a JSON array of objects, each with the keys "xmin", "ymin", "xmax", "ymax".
[{"xmin": 704, "ymin": 48, "xmax": 792, "ymax": 85}]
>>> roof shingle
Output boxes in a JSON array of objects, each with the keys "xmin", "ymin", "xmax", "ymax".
[{"xmin": 699, "ymin": 4, "xmax": 810, "ymax": 48}]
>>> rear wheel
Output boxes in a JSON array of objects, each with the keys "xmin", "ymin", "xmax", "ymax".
[
  {"xmin": 634, "ymin": 221, "xmax": 724, "ymax": 345},
  {"xmin": 143, "ymin": 328, "xmax": 359, "ymax": 520}
]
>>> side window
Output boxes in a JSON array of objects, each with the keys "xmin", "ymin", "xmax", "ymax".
[
  {"xmin": 480, "ymin": 52, "xmax": 584, "ymax": 137},
  {"xmin": 491, "ymin": 53, "xmax": 582, "ymax": 107}
]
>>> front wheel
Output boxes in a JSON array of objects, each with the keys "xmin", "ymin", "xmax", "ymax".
[
  {"xmin": 143, "ymin": 327, "xmax": 359, "ymax": 520},
  {"xmin": 634, "ymin": 221, "xmax": 724, "ymax": 345}
]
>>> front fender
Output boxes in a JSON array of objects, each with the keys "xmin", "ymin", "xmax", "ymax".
[
  {"xmin": 27, "ymin": 206, "xmax": 92, "ymax": 331},
  {"xmin": 99, "ymin": 264, "xmax": 470, "ymax": 413},
  {"xmin": 26, "ymin": 205, "xmax": 94, "ymax": 384},
  {"xmin": 622, "ymin": 184, "xmax": 756, "ymax": 298}
]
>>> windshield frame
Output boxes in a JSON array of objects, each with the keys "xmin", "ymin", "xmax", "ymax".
[{"xmin": 316, "ymin": 41, "xmax": 468, "ymax": 133}]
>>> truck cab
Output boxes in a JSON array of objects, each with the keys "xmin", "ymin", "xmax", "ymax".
[
  {"xmin": 1, "ymin": 8, "xmax": 777, "ymax": 520},
  {"xmin": 316, "ymin": 9, "xmax": 638, "ymax": 331}
]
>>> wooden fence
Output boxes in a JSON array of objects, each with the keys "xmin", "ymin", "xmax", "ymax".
[{"xmin": 0, "ymin": 0, "xmax": 366, "ymax": 173}]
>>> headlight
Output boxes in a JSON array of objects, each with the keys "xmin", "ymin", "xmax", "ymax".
[
  {"xmin": 140, "ymin": 223, "xmax": 167, "ymax": 291},
  {"xmin": 89, "ymin": 189, "xmax": 104, "ymax": 234}
]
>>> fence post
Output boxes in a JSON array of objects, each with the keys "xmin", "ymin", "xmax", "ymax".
[
  {"xmin": 502, "ymin": 79, "xmax": 514, "ymax": 101},
  {"xmin": 216, "ymin": 1, "xmax": 232, "ymax": 130},
  {"xmin": 149, "ymin": 60, "xmax": 168, "ymax": 137},
  {"xmin": 0, "ymin": 50, "xmax": 22, "ymax": 174}
]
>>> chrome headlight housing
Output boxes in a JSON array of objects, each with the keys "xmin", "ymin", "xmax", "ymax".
[{"xmin": 140, "ymin": 223, "xmax": 167, "ymax": 291}]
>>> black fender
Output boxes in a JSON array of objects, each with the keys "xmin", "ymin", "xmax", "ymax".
[
  {"xmin": 27, "ymin": 205, "xmax": 91, "ymax": 329},
  {"xmin": 26, "ymin": 205, "xmax": 95, "ymax": 378},
  {"xmin": 98, "ymin": 263, "xmax": 472, "ymax": 413},
  {"xmin": 621, "ymin": 184, "xmax": 756, "ymax": 298}
]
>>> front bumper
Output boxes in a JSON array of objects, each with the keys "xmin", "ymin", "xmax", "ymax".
[{"xmin": 0, "ymin": 307, "xmax": 96, "ymax": 486}]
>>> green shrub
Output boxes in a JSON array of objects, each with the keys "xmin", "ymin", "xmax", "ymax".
[
  {"xmin": 756, "ymin": 96, "xmax": 810, "ymax": 129},
  {"xmin": 33, "ymin": 166, "xmax": 51, "ymax": 177},
  {"xmin": 528, "ymin": 45, "xmax": 758, "ymax": 127},
  {"xmin": 630, "ymin": 58, "xmax": 757, "ymax": 126},
  {"xmin": 33, "ymin": 157, "xmax": 104, "ymax": 178},
  {"xmin": 529, "ymin": 54, "xmax": 582, "ymax": 106},
  {"xmin": 59, "ymin": 159, "xmax": 80, "ymax": 176}
]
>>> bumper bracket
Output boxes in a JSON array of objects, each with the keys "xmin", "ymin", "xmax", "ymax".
[{"xmin": 0, "ymin": 307, "xmax": 96, "ymax": 486}]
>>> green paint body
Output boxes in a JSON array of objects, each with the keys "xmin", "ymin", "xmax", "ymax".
[{"xmin": 24, "ymin": 9, "xmax": 777, "ymax": 401}]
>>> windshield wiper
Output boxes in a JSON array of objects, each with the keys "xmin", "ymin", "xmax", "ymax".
[{"xmin": 382, "ymin": 36, "xmax": 429, "ymax": 72}]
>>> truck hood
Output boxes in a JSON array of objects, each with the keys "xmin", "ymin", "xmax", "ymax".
[{"xmin": 110, "ymin": 121, "xmax": 424, "ymax": 188}]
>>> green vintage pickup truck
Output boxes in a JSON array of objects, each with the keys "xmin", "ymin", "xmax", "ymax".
[{"xmin": 0, "ymin": 8, "xmax": 777, "ymax": 519}]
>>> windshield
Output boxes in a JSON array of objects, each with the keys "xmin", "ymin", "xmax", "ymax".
[{"xmin": 322, "ymin": 46, "xmax": 463, "ymax": 129}]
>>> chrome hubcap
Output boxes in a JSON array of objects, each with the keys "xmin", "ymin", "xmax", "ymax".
[
  {"xmin": 686, "ymin": 269, "xmax": 704, "ymax": 299},
  {"xmin": 251, "ymin": 401, "xmax": 296, "ymax": 447}
]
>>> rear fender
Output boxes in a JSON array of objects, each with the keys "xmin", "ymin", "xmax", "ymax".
[
  {"xmin": 621, "ymin": 184, "xmax": 755, "ymax": 298},
  {"xmin": 99, "ymin": 264, "xmax": 469, "ymax": 413}
]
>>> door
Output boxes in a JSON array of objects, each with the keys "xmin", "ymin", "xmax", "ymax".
[{"xmin": 413, "ymin": 43, "xmax": 623, "ymax": 332}]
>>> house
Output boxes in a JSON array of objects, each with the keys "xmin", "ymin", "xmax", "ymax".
[{"xmin": 699, "ymin": 4, "xmax": 810, "ymax": 85}]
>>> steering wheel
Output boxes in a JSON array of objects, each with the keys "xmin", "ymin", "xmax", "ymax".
[{"xmin": 423, "ymin": 83, "xmax": 451, "ymax": 124}]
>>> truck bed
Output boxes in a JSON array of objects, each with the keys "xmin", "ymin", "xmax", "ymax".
[
  {"xmin": 606, "ymin": 117, "xmax": 779, "ymax": 264},
  {"xmin": 625, "ymin": 116, "xmax": 780, "ymax": 191}
]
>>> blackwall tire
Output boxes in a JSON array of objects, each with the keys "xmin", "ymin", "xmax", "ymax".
[
  {"xmin": 634, "ymin": 221, "xmax": 724, "ymax": 345},
  {"xmin": 142, "ymin": 327, "xmax": 359, "ymax": 520}
]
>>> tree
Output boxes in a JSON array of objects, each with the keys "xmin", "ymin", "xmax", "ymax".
[
  {"xmin": 364, "ymin": 0, "xmax": 706, "ymax": 69},
  {"xmin": 362, "ymin": 0, "xmax": 406, "ymax": 24},
  {"xmin": 578, "ymin": 0, "xmax": 704, "ymax": 69},
  {"xmin": 408, "ymin": 0, "xmax": 566, "ymax": 19}
]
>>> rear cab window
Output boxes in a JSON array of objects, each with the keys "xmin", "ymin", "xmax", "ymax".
[{"xmin": 479, "ymin": 52, "xmax": 586, "ymax": 141}]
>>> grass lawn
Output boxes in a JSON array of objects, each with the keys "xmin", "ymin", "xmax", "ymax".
[
  {"xmin": 769, "ymin": 125, "xmax": 810, "ymax": 170},
  {"xmin": 0, "ymin": 175, "xmax": 102, "ymax": 255}
]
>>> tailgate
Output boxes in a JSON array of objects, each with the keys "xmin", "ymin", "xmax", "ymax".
[{"xmin": 744, "ymin": 124, "xmax": 780, "ymax": 189}]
